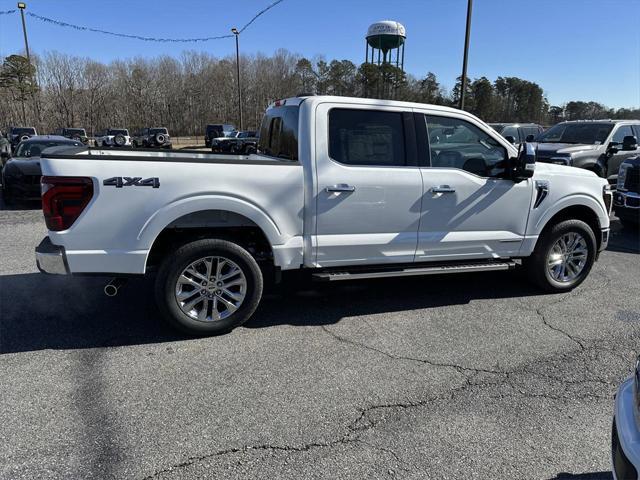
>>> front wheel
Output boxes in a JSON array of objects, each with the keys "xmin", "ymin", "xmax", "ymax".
[
  {"xmin": 525, "ymin": 219, "xmax": 597, "ymax": 292},
  {"xmin": 155, "ymin": 239, "xmax": 263, "ymax": 335}
]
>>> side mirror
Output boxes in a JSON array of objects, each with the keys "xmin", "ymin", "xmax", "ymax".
[
  {"xmin": 622, "ymin": 135, "xmax": 638, "ymax": 151},
  {"xmin": 513, "ymin": 142, "xmax": 536, "ymax": 181},
  {"xmin": 525, "ymin": 134, "xmax": 536, "ymax": 142},
  {"xmin": 504, "ymin": 135, "xmax": 517, "ymax": 144}
]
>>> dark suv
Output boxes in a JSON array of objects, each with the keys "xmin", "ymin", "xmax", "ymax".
[
  {"xmin": 204, "ymin": 124, "xmax": 236, "ymax": 147},
  {"xmin": 53, "ymin": 127, "xmax": 89, "ymax": 144},
  {"xmin": 132, "ymin": 127, "xmax": 172, "ymax": 149},
  {"xmin": 489, "ymin": 123, "xmax": 544, "ymax": 147},
  {"xmin": 614, "ymin": 157, "xmax": 640, "ymax": 228},
  {"xmin": 7, "ymin": 126, "xmax": 37, "ymax": 152},
  {"xmin": 534, "ymin": 120, "xmax": 640, "ymax": 181}
]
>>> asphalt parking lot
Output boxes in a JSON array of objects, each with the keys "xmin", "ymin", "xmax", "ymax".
[{"xmin": 1, "ymin": 199, "xmax": 639, "ymax": 480}]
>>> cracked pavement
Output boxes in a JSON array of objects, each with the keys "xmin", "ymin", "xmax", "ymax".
[{"xmin": 1, "ymin": 205, "xmax": 639, "ymax": 480}]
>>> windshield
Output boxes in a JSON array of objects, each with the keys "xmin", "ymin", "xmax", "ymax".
[
  {"xmin": 15, "ymin": 140, "xmax": 81, "ymax": 158},
  {"xmin": 537, "ymin": 123, "xmax": 613, "ymax": 145},
  {"xmin": 108, "ymin": 129, "xmax": 128, "ymax": 136},
  {"xmin": 12, "ymin": 128, "xmax": 36, "ymax": 136},
  {"xmin": 150, "ymin": 128, "xmax": 168, "ymax": 135}
]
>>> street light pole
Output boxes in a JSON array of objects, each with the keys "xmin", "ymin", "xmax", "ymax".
[
  {"xmin": 17, "ymin": 2, "xmax": 31, "ymax": 62},
  {"xmin": 231, "ymin": 28, "xmax": 243, "ymax": 131},
  {"xmin": 459, "ymin": 0, "xmax": 473, "ymax": 110}
]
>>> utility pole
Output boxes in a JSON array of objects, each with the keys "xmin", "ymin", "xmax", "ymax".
[
  {"xmin": 231, "ymin": 28, "xmax": 243, "ymax": 130},
  {"xmin": 459, "ymin": 0, "xmax": 473, "ymax": 110},
  {"xmin": 17, "ymin": 2, "xmax": 38, "ymax": 125}
]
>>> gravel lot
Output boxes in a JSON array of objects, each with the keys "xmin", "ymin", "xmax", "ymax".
[{"xmin": 1, "ymin": 198, "xmax": 639, "ymax": 480}]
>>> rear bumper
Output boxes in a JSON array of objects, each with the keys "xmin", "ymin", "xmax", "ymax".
[
  {"xmin": 35, "ymin": 236, "xmax": 69, "ymax": 275},
  {"xmin": 612, "ymin": 378, "xmax": 640, "ymax": 480}
]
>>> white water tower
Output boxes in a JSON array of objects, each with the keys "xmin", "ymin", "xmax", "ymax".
[{"xmin": 365, "ymin": 20, "xmax": 406, "ymax": 71}]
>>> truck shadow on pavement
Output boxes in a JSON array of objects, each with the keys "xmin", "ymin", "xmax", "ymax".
[{"xmin": 1, "ymin": 270, "xmax": 548, "ymax": 354}]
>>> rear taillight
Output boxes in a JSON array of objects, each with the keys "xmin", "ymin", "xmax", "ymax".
[{"xmin": 41, "ymin": 176, "xmax": 93, "ymax": 231}]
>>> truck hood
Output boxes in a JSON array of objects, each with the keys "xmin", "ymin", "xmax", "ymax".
[
  {"xmin": 533, "ymin": 161, "xmax": 599, "ymax": 179},
  {"xmin": 535, "ymin": 142, "xmax": 601, "ymax": 155}
]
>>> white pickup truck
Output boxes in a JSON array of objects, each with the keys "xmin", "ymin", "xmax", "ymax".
[{"xmin": 35, "ymin": 96, "xmax": 613, "ymax": 335}]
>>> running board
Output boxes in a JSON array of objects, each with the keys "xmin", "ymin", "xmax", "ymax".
[{"xmin": 312, "ymin": 260, "xmax": 517, "ymax": 282}]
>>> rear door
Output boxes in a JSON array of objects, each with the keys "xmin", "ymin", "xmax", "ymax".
[
  {"xmin": 313, "ymin": 103, "xmax": 423, "ymax": 267},
  {"xmin": 415, "ymin": 111, "xmax": 533, "ymax": 261}
]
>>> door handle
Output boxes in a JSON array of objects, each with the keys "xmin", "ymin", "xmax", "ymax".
[
  {"xmin": 325, "ymin": 184, "xmax": 356, "ymax": 193},
  {"xmin": 430, "ymin": 185, "xmax": 456, "ymax": 193}
]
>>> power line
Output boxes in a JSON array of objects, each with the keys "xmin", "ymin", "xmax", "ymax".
[
  {"xmin": 23, "ymin": 0, "xmax": 285, "ymax": 43},
  {"xmin": 0, "ymin": 9, "xmax": 17, "ymax": 15}
]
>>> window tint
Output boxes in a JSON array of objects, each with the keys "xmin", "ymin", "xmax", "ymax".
[
  {"xmin": 425, "ymin": 115, "xmax": 508, "ymax": 178},
  {"xmin": 257, "ymin": 106, "xmax": 299, "ymax": 160},
  {"xmin": 501, "ymin": 126, "xmax": 519, "ymax": 141},
  {"xmin": 522, "ymin": 126, "xmax": 541, "ymax": 139},
  {"xmin": 612, "ymin": 125, "xmax": 634, "ymax": 143},
  {"xmin": 328, "ymin": 109, "xmax": 405, "ymax": 166}
]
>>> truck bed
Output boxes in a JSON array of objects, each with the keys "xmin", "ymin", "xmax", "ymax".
[{"xmin": 40, "ymin": 146, "xmax": 305, "ymax": 274}]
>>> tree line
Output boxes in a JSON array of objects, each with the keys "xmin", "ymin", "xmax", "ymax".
[{"xmin": 1, "ymin": 50, "xmax": 638, "ymax": 136}]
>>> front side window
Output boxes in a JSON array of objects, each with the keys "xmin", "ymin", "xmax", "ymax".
[
  {"xmin": 328, "ymin": 109, "xmax": 405, "ymax": 167},
  {"xmin": 500, "ymin": 126, "xmax": 519, "ymax": 141},
  {"xmin": 425, "ymin": 115, "xmax": 508, "ymax": 178},
  {"xmin": 612, "ymin": 125, "xmax": 634, "ymax": 144}
]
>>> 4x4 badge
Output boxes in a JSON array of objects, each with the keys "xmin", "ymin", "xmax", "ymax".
[{"xmin": 103, "ymin": 177, "xmax": 160, "ymax": 188}]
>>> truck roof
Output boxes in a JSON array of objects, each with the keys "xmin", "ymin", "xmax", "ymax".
[{"xmin": 269, "ymin": 95, "xmax": 469, "ymax": 116}]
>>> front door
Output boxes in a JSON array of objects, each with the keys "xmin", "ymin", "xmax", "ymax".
[
  {"xmin": 314, "ymin": 104, "xmax": 423, "ymax": 267},
  {"xmin": 606, "ymin": 124, "xmax": 640, "ymax": 178},
  {"xmin": 415, "ymin": 112, "xmax": 533, "ymax": 261}
]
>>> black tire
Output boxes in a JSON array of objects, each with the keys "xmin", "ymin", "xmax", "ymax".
[
  {"xmin": 155, "ymin": 239, "xmax": 263, "ymax": 336},
  {"xmin": 525, "ymin": 219, "xmax": 597, "ymax": 292}
]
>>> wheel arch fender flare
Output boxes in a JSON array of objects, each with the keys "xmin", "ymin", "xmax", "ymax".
[
  {"xmin": 533, "ymin": 194, "xmax": 608, "ymax": 234},
  {"xmin": 138, "ymin": 195, "xmax": 284, "ymax": 252}
]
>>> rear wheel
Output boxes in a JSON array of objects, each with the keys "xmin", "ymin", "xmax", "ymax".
[
  {"xmin": 155, "ymin": 239, "xmax": 263, "ymax": 336},
  {"xmin": 525, "ymin": 219, "xmax": 596, "ymax": 292}
]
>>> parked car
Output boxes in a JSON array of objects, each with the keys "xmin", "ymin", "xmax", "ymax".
[
  {"xmin": 35, "ymin": 95, "xmax": 612, "ymax": 336},
  {"xmin": 204, "ymin": 123, "xmax": 236, "ymax": 147},
  {"xmin": 0, "ymin": 131, "xmax": 10, "ymax": 170},
  {"xmin": 2, "ymin": 135, "xmax": 82, "ymax": 205},
  {"xmin": 53, "ymin": 127, "xmax": 89, "ymax": 145},
  {"xmin": 7, "ymin": 126, "xmax": 37, "ymax": 152},
  {"xmin": 614, "ymin": 156, "xmax": 640, "ymax": 228},
  {"xmin": 211, "ymin": 130, "xmax": 258, "ymax": 154},
  {"xmin": 611, "ymin": 355, "xmax": 640, "ymax": 480},
  {"xmin": 488, "ymin": 123, "xmax": 544, "ymax": 146},
  {"xmin": 94, "ymin": 128, "xmax": 132, "ymax": 148},
  {"xmin": 533, "ymin": 120, "xmax": 640, "ymax": 181},
  {"xmin": 132, "ymin": 127, "xmax": 172, "ymax": 149}
]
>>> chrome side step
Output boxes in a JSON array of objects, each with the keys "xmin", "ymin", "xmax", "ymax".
[{"xmin": 312, "ymin": 260, "xmax": 517, "ymax": 282}]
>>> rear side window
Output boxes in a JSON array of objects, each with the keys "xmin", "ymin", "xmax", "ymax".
[
  {"xmin": 258, "ymin": 106, "xmax": 299, "ymax": 161},
  {"xmin": 328, "ymin": 109, "xmax": 405, "ymax": 166}
]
